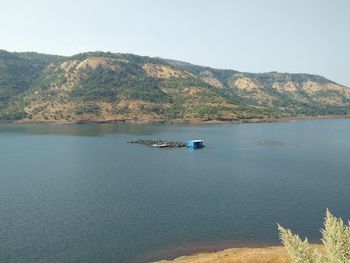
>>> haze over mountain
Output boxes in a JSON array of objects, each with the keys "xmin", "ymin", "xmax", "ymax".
[{"xmin": 1, "ymin": 49, "xmax": 349, "ymax": 123}]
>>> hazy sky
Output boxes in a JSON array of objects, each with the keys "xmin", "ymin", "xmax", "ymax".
[{"xmin": 1, "ymin": 0, "xmax": 349, "ymax": 86}]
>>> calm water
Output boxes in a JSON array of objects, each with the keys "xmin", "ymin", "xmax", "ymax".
[{"xmin": 1, "ymin": 119, "xmax": 350, "ymax": 263}]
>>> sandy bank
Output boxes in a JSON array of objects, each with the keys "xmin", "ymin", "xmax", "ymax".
[{"xmin": 153, "ymin": 245, "xmax": 323, "ymax": 263}]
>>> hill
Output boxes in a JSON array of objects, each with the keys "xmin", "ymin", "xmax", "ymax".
[{"xmin": 0, "ymin": 50, "xmax": 349, "ymax": 123}]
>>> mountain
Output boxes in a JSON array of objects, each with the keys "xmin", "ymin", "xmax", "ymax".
[{"xmin": 0, "ymin": 49, "xmax": 349, "ymax": 123}]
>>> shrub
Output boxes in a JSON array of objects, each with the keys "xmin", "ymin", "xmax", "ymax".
[
  {"xmin": 278, "ymin": 210, "xmax": 350, "ymax": 263},
  {"xmin": 322, "ymin": 209, "xmax": 350, "ymax": 262},
  {"xmin": 278, "ymin": 224, "xmax": 317, "ymax": 263}
]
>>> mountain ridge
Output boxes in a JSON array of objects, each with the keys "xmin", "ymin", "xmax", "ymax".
[{"xmin": 0, "ymin": 49, "xmax": 349, "ymax": 123}]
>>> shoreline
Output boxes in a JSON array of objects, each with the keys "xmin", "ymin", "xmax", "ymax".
[
  {"xmin": 150, "ymin": 243, "xmax": 323, "ymax": 263},
  {"xmin": 1, "ymin": 114, "xmax": 349, "ymax": 125},
  {"xmin": 143, "ymin": 240, "xmax": 280, "ymax": 262}
]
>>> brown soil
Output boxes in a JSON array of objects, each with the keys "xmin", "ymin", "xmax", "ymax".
[{"xmin": 153, "ymin": 245, "xmax": 323, "ymax": 263}]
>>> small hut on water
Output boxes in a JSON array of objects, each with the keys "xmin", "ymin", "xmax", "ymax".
[{"xmin": 187, "ymin": 140, "xmax": 204, "ymax": 149}]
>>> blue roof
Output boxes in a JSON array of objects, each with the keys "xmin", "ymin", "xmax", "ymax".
[{"xmin": 188, "ymin": 140, "xmax": 203, "ymax": 142}]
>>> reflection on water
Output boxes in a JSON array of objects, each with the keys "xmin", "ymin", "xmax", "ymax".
[{"xmin": 0, "ymin": 124, "xmax": 157, "ymax": 136}]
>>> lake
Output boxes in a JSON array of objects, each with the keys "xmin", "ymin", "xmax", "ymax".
[{"xmin": 0, "ymin": 119, "xmax": 350, "ymax": 263}]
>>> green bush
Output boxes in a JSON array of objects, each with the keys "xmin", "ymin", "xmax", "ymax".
[
  {"xmin": 278, "ymin": 210, "xmax": 350, "ymax": 263},
  {"xmin": 74, "ymin": 103, "xmax": 101, "ymax": 115}
]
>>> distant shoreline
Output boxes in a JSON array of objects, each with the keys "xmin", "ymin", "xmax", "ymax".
[{"xmin": 0, "ymin": 114, "xmax": 349, "ymax": 125}]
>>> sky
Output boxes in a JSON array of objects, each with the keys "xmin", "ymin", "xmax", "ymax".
[{"xmin": 1, "ymin": 0, "xmax": 349, "ymax": 86}]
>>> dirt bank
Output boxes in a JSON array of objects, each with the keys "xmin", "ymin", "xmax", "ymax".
[{"xmin": 153, "ymin": 245, "xmax": 323, "ymax": 263}]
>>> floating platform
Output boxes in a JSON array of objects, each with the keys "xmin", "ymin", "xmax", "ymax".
[
  {"xmin": 129, "ymin": 139, "xmax": 205, "ymax": 149},
  {"xmin": 128, "ymin": 139, "xmax": 187, "ymax": 148}
]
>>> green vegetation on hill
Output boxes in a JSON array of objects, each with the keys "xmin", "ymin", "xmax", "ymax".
[{"xmin": 0, "ymin": 50, "xmax": 349, "ymax": 122}]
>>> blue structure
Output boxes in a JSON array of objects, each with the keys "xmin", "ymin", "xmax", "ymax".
[{"xmin": 187, "ymin": 140, "xmax": 204, "ymax": 149}]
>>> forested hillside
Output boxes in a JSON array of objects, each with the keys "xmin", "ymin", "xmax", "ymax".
[{"xmin": 1, "ymin": 50, "xmax": 349, "ymax": 122}]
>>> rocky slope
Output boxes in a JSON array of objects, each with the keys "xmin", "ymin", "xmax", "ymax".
[{"xmin": 0, "ymin": 49, "xmax": 349, "ymax": 122}]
